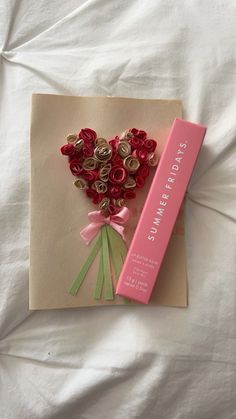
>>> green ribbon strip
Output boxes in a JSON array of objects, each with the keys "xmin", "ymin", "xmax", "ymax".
[
  {"xmin": 68, "ymin": 233, "xmax": 102, "ymax": 296},
  {"xmin": 106, "ymin": 225, "xmax": 123, "ymax": 279},
  {"xmin": 106, "ymin": 225, "xmax": 130, "ymax": 304},
  {"xmin": 102, "ymin": 226, "xmax": 114, "ymax": 300},
  {"xmin": 93, "ymin": 250, "xmax": 104, "ymax": 300},
  {"xmin": 106, "ymin": 225, "xmax": 128, "ymax": 262}
]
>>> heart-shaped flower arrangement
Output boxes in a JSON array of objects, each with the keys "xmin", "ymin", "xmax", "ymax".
[{"xmin": 60, "ymin": 128, "xmax": 158, "ymax": 300}]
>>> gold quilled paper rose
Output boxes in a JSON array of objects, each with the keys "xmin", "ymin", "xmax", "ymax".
[
  {"xmin": 99, "ymin": 163, "xmax": 112, "ymax": 182},
  {"xmin": 117, "ymin": 141, "xmax": 131, "ymax": 158},
  {"xmin": 123, "ymin": 155, "xmax": 140, "ymax": 173},
  {"xmin": 82, "ymin": 157, "xmax": 98, "ymax": 170},
  {"xmin": 94, "ymin": 143, "xmax": 112, "ymax": 162},
  {"xmin": 147, "ymin": 152, "xmax": 158, "ymax": 167},
  {"xmin": 93, "ymin": 180, "xmax": 108, "ymax": 194},
  {"xmin": 67, "ymin": 134, "xmax": 77, "ymax": 144},
  {"xmin": 123, "ymin": 177, "xmax": 136, "ymax": 189},
  {"xmin": 75, "ymin": 139, "xmax": 84, "ymax": 151},
  {"xmin": 116, "ymin": 198, "xmax": 125, "ymax": 208},
  {"xmin": 74, "ymin": 178, "xmax": 87, "ymax": 189},
  {"xmin": 98, "ymin": 197, "xmax": 110, "ymax": 212},
  {"xmin": 120, "ymin": 130, "xmax": 133, "ymax": 140}
]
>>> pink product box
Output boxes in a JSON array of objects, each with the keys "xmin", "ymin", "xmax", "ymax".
[{"xmin": 116, "ymin": 118, "xmax": 207, "ymax": 304}]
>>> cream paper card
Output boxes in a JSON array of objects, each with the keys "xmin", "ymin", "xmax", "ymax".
[{"xmin": 30, "ymin": 94, "xmax": 187, "ymax": 309}]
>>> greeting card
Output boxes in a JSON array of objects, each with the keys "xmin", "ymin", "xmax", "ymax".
[{"xmin": 30, "ymin": 94, "xmax": 186, "ymax": 309}]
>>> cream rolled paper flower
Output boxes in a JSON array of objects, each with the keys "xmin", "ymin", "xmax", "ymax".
[
  {"xmin": 66, "ymin": 134, "xmax": 77, "ymax": 144},
  {"xmin": 99, "ymin": 163, "xmax": 112, "ymax": 182},
  {"xmin": 74, "ymin": 178, "xmax": 87, "ymax": 189},
  {"xmin": 120, "ymin": 130, "xmax": 133, "ymax": 141},
  {"xmin": 93, "ymin": 180, "xmax": 108, "ymax": 194},
  {"xmin": 117, "ymin": 141, "xmax": 131, "ymax": 158},
  {"xmin": 98, "ymin": 197, "xmax": 110, "ymax": 212},
  {"xmin": 123, "ymin": 155, "xmax": 140, "ymax": 173},
  {"xmin": 94, "ymin": 143, "xmax": 112, "ymax": 162},
  {"xmin": 74, "ymin": 139, "xmax": 84, "ymax": 151},
  {"xmin": 115, "ymin": 198, "xmax": 125, "ymax": 208},
  {"xmin": 82, "ymin": 157, "xmax": 98, "ymax": 170},
  {"xmin": 147, "ymin": 152, "xmax": 159, "ymax": 167},
  {"xmin": 123, "ymin": 177, "xmax": 136, "ymax": 190}
]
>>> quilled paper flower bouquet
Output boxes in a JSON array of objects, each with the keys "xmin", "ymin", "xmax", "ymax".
[{"xmin": 60, "ymin": 127, "xmax": 158, "ymax": 300}]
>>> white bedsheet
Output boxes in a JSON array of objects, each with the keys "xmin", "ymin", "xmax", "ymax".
[{"xmin": 0, "ymin": 1, "xmax": 236, "ymax": 418}]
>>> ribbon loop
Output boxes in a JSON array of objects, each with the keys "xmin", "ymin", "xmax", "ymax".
[{"xmin": 80, "ymin": 207, "xmax": 129, "ymax": 245}]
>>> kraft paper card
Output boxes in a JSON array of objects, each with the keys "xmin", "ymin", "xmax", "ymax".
[{"xmin": 30, "ymin": 94, "xmax": 187, "ymax": 309}]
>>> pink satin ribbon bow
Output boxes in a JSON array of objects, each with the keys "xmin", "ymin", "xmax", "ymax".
[{"xmin": 80, "ymin": 207, "xmax": 130, "ymax": 245}]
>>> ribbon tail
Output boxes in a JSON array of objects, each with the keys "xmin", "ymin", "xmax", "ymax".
[{"xmin": 80, "ymin": 222, "xmax": 103, "ymax": 245}]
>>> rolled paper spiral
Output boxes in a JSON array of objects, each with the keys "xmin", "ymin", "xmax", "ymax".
[
  {"xmin": 117, "ymin": 141, "xmax": 131, "ymax": 158},
  {"xmin": 123, "ymin": 177, "xmax": 136, "ymax": 190},
  {"xmin": 123, "ymin": 155, "xmax": 140, "ymax": 173},
  {"xmin": 74, "ymin": 178, "xmax": 87, "ymax": 189},
  {"xmin": 94, "ymin": 143, "xmax": 112, "ymax": 162},
  {"xmin": 120, "ymin": 130, "xmax": 133, "ymax": 140},
  {"xmin": 147, "ymin": 152, "xmax": 159, "ymax": 167},
  {"xmin": 82, "ymin": 157, "xmax": 98, "ymax": 170},
  {"xmin": 116, "ymin": 198, "xmax": 125, "ymax": 207},
  {"xmin": 75, "ymin": 139, "xmax": 84, "ymax": 151},
  {"xmin": 67, "ymin": 134, "xmax": 77, "ymax": 144},
  {"xmin": 98, "ymin": 197, "xmax": 110, "ymax": 212},
  {"xmin": 93, "ymin": 180, "xmax": 108, "ymax": 194},
  {"xmin": 99, "ymin": 163, "xmax": 112, "ymax": 182}
]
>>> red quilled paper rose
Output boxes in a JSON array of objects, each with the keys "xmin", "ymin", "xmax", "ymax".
[
  {"xmin": 78, "ymin": 128, "xmax": 97, "ymax": 142},
  {"xmin": 61, "ymin": 143, "xmax": 76, "ymax": 157},
  {"xmin": 82, "ymin": 170, "xmax": 99, "ymax": 182},
  {"xmin": 130, "ymin": 128, "xmax": 147, "ymax": 140},
  {"xmin": 137, "ymin": 164, "xmax": 150, "ymax": 178},
  {"xmin": 82, "ymin": 145, "xmax": 94, "ymax": 158},
  {"xmin": 109, "ymin": 136, "xmax": 119, "ymax": 152},
  {"xmin": 111, "ymin": 154, "xmax": 123, "ymax": 166},
  {"xmin": 109, "ymin": 166, "xmax": 127, "ymax": 185},
  {"xmin": 108, "ymin": 204, "xmax": 119, "ymax": 215},
  {"xmin": 69, "ymin": 159, "xmax": 83, "ymax": 176},
  {"xmin": 143, "ymin": 139, "xmax": 157, "ymax": 152},
  {"xmin": 122, "ymin": 190, "xmax": 136, "ymax": 200},
  {"xmin": 134, "ymin": 147, "xmax": 149, "ymax": 163},
  {"xmin": 135, "ymin": 175, "xmax": 145, "ymax": 188},
  {"xmin": 129, "ymin": 136, "xmax": 144, "ymax": 150},
  {"xmin": 108, "ymin": 185, "xmax": 122, "ymax": 199}
]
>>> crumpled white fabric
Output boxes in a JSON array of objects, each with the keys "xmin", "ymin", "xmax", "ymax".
[{"xmin": 0, "ymin": 1, "xmax": 236, "ymax": 418}]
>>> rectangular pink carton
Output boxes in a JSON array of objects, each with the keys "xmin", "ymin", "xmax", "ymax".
[{"xmin": 116, "ymin": 118, "xmax": 207, "ymax": 304}]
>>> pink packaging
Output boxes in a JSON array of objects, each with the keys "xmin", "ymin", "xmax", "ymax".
[{"xmin": 116, "ymin": 118, "xmax": 207, "ymax": 304}]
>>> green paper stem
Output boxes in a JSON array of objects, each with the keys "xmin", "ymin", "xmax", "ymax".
[
  {"xmin": 101, "ymin": 226, "xmax": 114, "ymax": 300},
  {"xmin": 68, "ymin": 234, "xmax": 102, "ymax": 296},
  {"xmin": 106, "ymin": 225, "xmax": 128, "ymax": 261},
  {"xmin": 106, "ymin": 226, "xmax": 123, "ymax": 279},
  {"xmin": 93, "ymin": 251, "xmax": 104, "ymax": 299}
]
